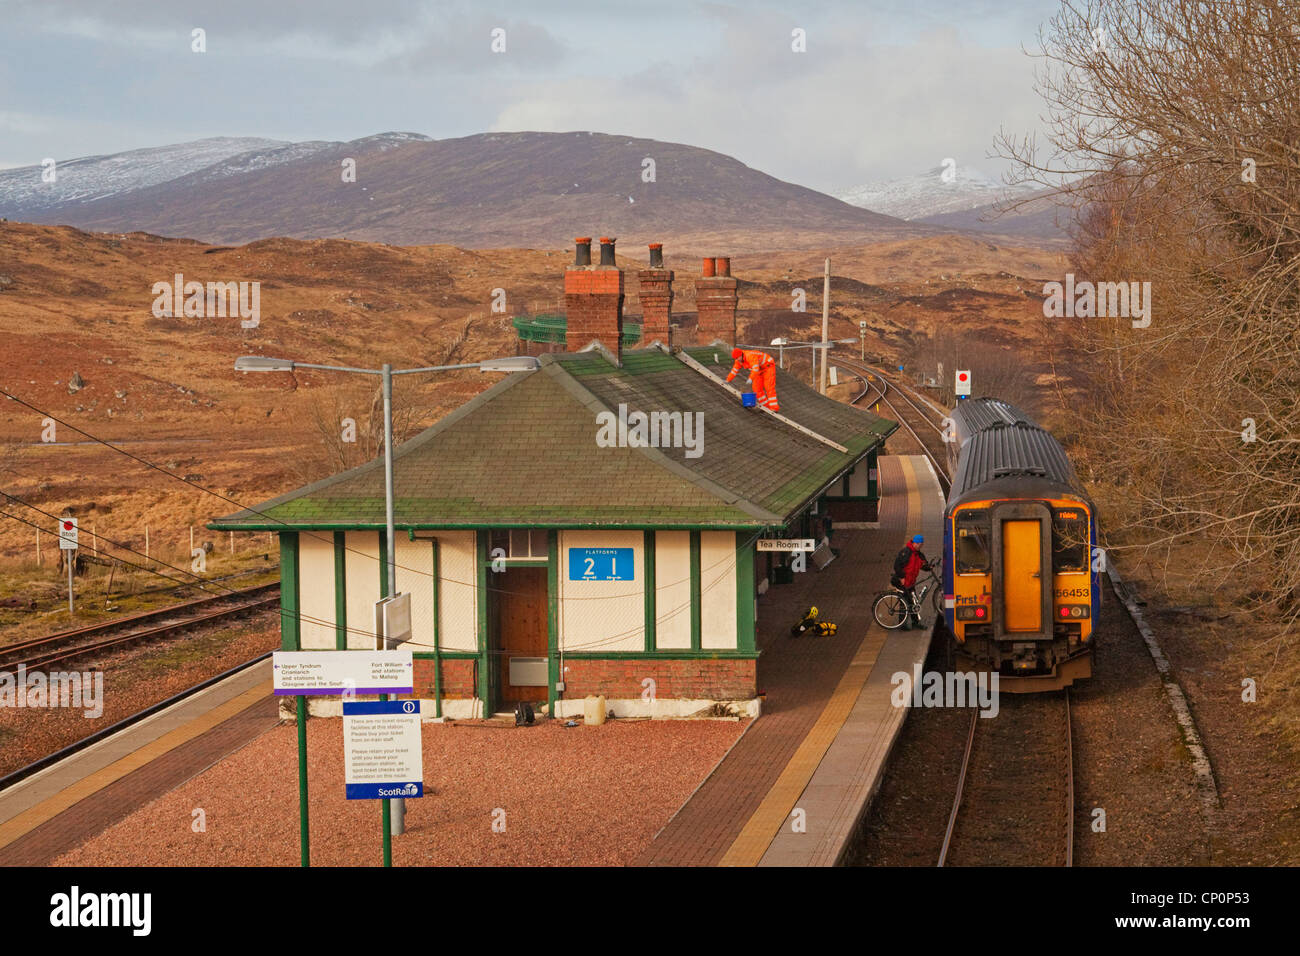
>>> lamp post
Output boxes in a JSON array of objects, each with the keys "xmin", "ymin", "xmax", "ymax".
[{"xmin": 235, "ymin": 353, "xmax": 539, "ymax": 866}]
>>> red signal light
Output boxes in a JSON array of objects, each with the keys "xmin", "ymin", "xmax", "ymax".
[
  {"xmin": 1060, "ymin": 606, "xmax": 1070, "ymax": 617},
  {"xmin": 975, "ymin": 607, "xmax": 986, "ymax": 618}
]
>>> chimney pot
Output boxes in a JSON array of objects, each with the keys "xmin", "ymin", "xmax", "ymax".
[
  {"xmin": 694, "ymin": 253, "xmax": 738, "ymax": 348},
  {"xmin": 574, "ymin": 237, "xmax": 592, "ymax": 267},
  {"xmin": 599, "ymin": 237, "xmax": 617, "ymax": 266},
  {"xmin": 648, "ymin": 243, "xmax": 664, "ymax": 268}
]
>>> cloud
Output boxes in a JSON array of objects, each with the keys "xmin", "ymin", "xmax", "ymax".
[
  {"xmin": 491, "ymin": 15, "xmax": 1046, "ymax": 190},
  {"xmin": 6, "ymin": 1, "xmax": 565, "ymax": 71}
]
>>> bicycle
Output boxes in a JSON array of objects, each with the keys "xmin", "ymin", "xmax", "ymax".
[{"xmin": 873, "ymin": 565, "xmax": 942, "ymax": 630}]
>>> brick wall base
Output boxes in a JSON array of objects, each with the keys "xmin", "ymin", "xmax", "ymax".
[
  {"xmin": 413, "ymin": 658, "xmax": 476, "ymax": 699},
  {"xmin": 561, "ymin": 657, "xmax": 756, "ymax": 700}
]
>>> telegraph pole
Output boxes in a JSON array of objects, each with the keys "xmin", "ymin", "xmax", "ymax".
[{"xmin": 819, "ymin": 258, "xmax": 830, "ymax": 394}]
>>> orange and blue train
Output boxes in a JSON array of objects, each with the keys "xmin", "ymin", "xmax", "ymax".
[{"xmin": 941, "ymin": 398, "xmax": 1099, "ymax": 691}]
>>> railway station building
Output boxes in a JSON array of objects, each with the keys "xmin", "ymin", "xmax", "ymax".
[{"xmin": 211, "ymin": 239, "xmax": 895, "ymax": 718}]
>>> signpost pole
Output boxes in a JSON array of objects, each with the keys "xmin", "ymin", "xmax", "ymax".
[
  {"xmin": 298, "ymin": 701, "xmax": 310, "ymax": 867},
  {"xmin": 59, "ymin": 518, "xmax": 78, "ymax": 616}
]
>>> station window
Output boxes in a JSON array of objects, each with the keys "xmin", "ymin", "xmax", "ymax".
[
  {"xmin": 1051, "ymin": 509, "xmax": 1088, "ymax": 573},
  {"xmin": 489, "ymin": 529, "xmax": 548, "ymax": 560},
  {"xmin": 955, "ymin": 510, "xmax": 990, "ymax": 573}
]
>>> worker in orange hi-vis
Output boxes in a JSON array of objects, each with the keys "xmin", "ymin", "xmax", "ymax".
[{"xmin": 726, "ymin": 347, "xmax": 780, "ymax": 411}]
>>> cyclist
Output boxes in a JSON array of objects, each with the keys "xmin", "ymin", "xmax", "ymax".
[{"xmin": 890, "ymin": 534, "xmax": 930, "ymax": 629}]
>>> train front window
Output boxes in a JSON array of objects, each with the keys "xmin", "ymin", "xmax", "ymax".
[
  {"xmin": 1052, "ymin": 509, "xmax": 1088, "ymax": 573},
  {"xmin": 955, "ymin": 511, "xmax": 990, "ymax": 573}
]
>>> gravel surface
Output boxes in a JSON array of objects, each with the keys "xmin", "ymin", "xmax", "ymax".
[
  {"xmin": 53, "ymin": 717, "xmax": 748, "ymax": 867},
  {"xmin": 0, "ymin": 614, "xmax": 279, "ymax": 777}
]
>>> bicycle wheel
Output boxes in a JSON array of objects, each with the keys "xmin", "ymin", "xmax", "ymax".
[
  {"xmin": 931, "ymin": 584, "xmax": 944, "ymax": 615},
  {"xmin": 873, "ymin": 591, "xmax": 909, "ymax": 629}
]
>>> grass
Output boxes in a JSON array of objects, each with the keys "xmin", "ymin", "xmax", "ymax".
[{"xmin": 0, "ymin": 551, "xmax": 280, "ymax": 647}]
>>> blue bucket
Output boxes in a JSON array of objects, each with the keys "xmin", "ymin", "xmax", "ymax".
[{"xmin": 741, "ymin": 392, "xmax": 757, "ymax": 408}]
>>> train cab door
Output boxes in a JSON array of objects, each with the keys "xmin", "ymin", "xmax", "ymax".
[
  {"xmin": 1002, "ymin": 520, "xmax": 1042, "ymax": 632},
  {"xmin": 992, "ymin": 503, "xmax": 1052, "ymax": 638}
]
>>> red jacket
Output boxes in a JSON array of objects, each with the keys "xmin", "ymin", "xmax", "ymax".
[{"xmin": 901, "ymin": 542, "xmax": 926, "ymax": 588}]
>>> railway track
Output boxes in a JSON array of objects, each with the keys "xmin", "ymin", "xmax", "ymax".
[
  {"xmin": 0, "ymin": 582, "xmax": 280, "ymax": 671},
  {"xmin": 0, "ymin": 649, "xmax": 275, "ymax": 793},
  {"xmin": 839, "ymin": 357, "xmax": 951, "ymax": 493},
  {"xmin": 938, "ymin": 691, "xmax": 1075, "ymax": 867}
]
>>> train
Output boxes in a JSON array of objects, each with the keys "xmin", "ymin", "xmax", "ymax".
[{"xmin": 941, "ymin": 398, "xmax": 1098, "ymax": 692}]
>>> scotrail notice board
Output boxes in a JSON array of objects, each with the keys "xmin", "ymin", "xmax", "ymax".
[
  {"xmin": 343, "ymin": 699, "xmax": 424, "ymax": 800},
  {"xmin": 568, "ymin": 547, "xmax": 633, "ymax": 581},
  {"xmin": 272, "ymin": 650, "xmax": 414, "ymax": 696}
]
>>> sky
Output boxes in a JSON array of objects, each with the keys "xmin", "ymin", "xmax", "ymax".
[{"xmin": 0, "ymin": 0, "xmax": 1062, "ymax": 192}]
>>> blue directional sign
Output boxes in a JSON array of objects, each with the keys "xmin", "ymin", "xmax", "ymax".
[
  {"xmin": 568, "ymin": 547, "xmax": 633, "ymax": 581},
  {"xmin": 343, "ymin": 699, "xmax": 423, "ymax": 800}
]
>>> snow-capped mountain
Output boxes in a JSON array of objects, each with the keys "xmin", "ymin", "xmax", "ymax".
[
  {"xmin": 0, "ymin": 137, "xmax": 286, "ymax": 212},
  {"xmin": 187, "ymin": 132, "xmax": 432, "ymax": 184},
  {"xmin": 0, "ymin": 132, "xmax": 433, "ymax": 216},
  {"xmin": 835, "ymin": 165, "xmax": 1039, "ymax": 221}
]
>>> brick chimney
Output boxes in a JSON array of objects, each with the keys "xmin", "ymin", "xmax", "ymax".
[
  {"xmin": 565, "ymin": 236, "xmax": 625, "ymax": 363},
  {"xmin": 637, "ymin": 243, "xmax": 674, "ymax": 346},
  {"xmin": 695, "ymin": 256, "xmax": 738, "ymax": 348}
]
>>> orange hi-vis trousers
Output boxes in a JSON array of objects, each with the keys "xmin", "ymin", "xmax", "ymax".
[{"xmin": 727, "ymin": 350, "xmax": 780, "ymax": 411}]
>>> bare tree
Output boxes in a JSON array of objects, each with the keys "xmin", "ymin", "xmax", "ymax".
[
  {"xmin": 291, "ymin": 381, "xmax": 437, "ymax": 485},
  {"xmin": 996, "ymin": 0, "xmax": 1300, "ymax": 625}
]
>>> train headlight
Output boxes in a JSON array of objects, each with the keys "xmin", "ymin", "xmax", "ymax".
[
  {"xmin": 1058, "ymin": 604, "xmax": 1090, "ymax": 619},
  {"xmin": 956, "ymin": 605, "xmax": 991, "ymax": 621}
]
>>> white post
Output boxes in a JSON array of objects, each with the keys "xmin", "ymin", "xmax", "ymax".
[
  {"xmin": 819, "ymin": 258, "xmax": 830, "ymax": 395},
  {"xmin": 92, "ymin": 523, "xmax": 98, "ymax": 557},
  {"xmin": 145, "ymin": 526, "xmax": 150, "ymax": 562},
  {"xmin": 230, "ymin": 531, "xmax": 234, "ymax": 554},
  {"xmin": 36, "ymin": 529, "xmax": 40, "ymax": 566},
  {"xmin": 67, "ymin": 549, "xmax": 75, "ymax": 616}
]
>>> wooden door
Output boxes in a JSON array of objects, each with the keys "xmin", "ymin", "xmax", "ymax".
[
  {"xmin": 1002, "ymin": 519, "xmax": 1043, "ymax": 632},
  {"xmin": 493, "ymin": 567, "xmax": 549, "ymax": 704}
]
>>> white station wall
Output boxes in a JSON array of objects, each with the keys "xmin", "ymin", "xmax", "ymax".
[
  {"xmin": 436, "ymin": 531, "xmax": 477, "ymax": 652},
  {"xmin": 654, "ymin": 531, "xmax": 692, "ymax": 650},
  {"xmin": 559, "ymin": 530, "xmax": 644, "ymax": 652},
  {"xmin": 297, "ymin": 533, "xmax": 337, "ymax": 649},
  {"xmin": 343, "ymin": 531, "xmax": 382, "ymax": 649},
  {"xmin": 700, "ymin": 531, "xmax": 738, "ymax": 649},
  {"xmin": 394, "ymin": 537, "xmax": 436, "ymax": 649}
]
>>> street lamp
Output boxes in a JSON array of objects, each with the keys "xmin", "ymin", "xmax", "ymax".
[
  {"xmin": 770, "ymin": 337, "xmax": 788, "ymax": 368},
  {"xmin": 235, "ymin": 352, "xmax": 539, "ymax": 861}
]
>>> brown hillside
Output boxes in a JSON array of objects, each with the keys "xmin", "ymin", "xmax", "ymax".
[
  {"xmin": 0, "ymin": 222, "xmax": 1062, "ymax": 564},
  {"xmin": 23, "ymin": 132, "xmax": 932, "ymax": 253}
]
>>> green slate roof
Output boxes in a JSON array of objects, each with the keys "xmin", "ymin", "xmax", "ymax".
[{"xmin": 209, "ymin": 344, "xmax": 897, "ymax": 532}]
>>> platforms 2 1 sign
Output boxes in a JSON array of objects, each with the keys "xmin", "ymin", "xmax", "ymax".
[{"xmin": 569, "ymin": 547, "xmax": 633, "ymax": 581}]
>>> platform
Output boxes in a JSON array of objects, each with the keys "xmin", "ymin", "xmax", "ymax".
[
  {"xmin": 0, "ymin": 660, "xmax": 278, "ymax": 865},
  {"xmin": 636, "ymin": 454, "xmax": 945, "ymax": 866}
]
